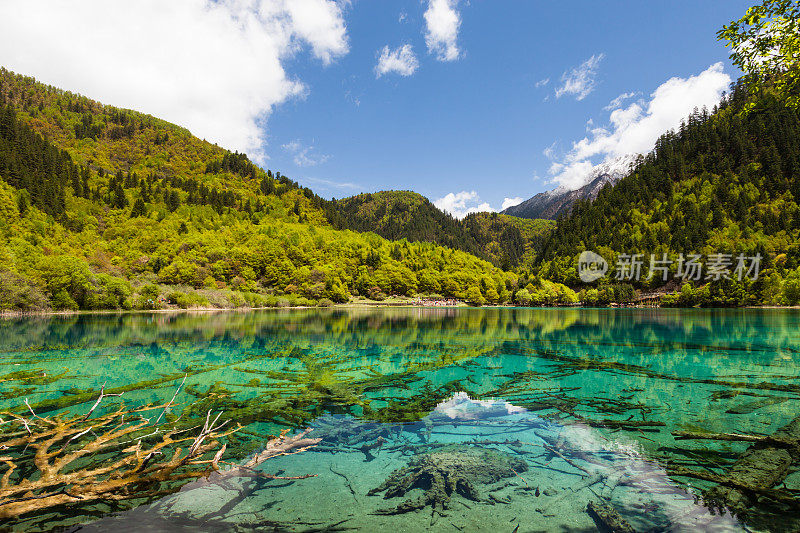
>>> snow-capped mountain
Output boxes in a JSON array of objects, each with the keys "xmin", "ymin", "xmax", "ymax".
[{"xmin": 501, "ymin": 154, "xmax": 639, "ymax": 220}]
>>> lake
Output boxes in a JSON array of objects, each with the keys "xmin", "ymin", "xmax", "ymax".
[{"xmin": 1, "ymin": 308, "xmax": 798, "ymax": 532}]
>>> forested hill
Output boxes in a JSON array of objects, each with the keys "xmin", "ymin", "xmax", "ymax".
[
  {"xmin": 330, "ymin": 191, "xmax": 480, "ymax": 253},
  {"xmin": 0, "ymin": 68, "xmax": 579, "ymax": 311},
  {"xmin": 329, "ymin": 190, "xmax": 554, "ymax": 268},
  {"xmin": 536, "ymin": 79, "xmax": 800, "ymax": 306},
  {"xmin": 461, "ymin": 212, "xmax": 554, "ymax": 270}
]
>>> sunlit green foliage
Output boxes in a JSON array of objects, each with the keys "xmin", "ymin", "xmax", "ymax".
[
  {"xmin": 0, "ymin": 69, "xmax": 577, "ymax": 311},
  {"xmin": 537, "ymin": 78, "xmax": 800, "ymax": 306},
  {"xmin": 462, "ymin": 212, "xmax": 554, "ymax": 269},
  {"xmin": 719, "ymin": 0, "xmax": 800, "ymax": 111},
  {"xmin": 329, "ymin": 191, "xmax": 554, "ymax": 268}
]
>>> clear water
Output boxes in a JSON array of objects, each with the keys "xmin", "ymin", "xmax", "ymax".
[{"xmin": 1, "ymin": 308, "xmax": 799, "ymax": 532}]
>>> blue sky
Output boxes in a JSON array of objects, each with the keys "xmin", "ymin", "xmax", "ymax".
[
  {"xmin": 269, "ymin": 0, "xmax": 752, "ymax": 213},
  {"xmin": 0, "ymin": 0, "xmax": 754, "ymax": 215}
]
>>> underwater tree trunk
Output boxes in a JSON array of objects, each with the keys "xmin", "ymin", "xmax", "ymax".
[{"xmin": 702, "ymin": 414, "xmax": 800, "ymax": 514}]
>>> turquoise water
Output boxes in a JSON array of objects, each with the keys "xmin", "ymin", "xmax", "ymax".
[{"xmin": 1, "ymin": 308, "xmax": 799, "ymax": 531}]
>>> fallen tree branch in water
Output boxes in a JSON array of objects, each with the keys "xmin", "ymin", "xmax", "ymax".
[
  {"xmin": 210, "ymin": 428, "xmax": 320, "ymax": 481},
  {"xmin": 82, "ymin": 381, "xmax": 124, "ymax": 421},
  {"xmin": 587, "ymin": 500, "xmax": 636, "ymax": 533},
  {"xmin": 668, "ymin": 466, "xmax": 800, "ymax": 506},
  {"xmin": 0, "ymin": 401, "xmax": 238, "ymax": 519},
  {"xmin": 667, "ymin": 414, "xmax": 800, "ymax": 519},
  {"xmin": 585, "ymin": 419, "xmax": 665, "ymax": 430},
  {"xmin": 701, "ymin": 414, "xmax": 800, "ymax": 516},
  {"xmin": 0, "ymin": 388, "xmax": 318, "ymax": 521},
  {"xmin": 673, "ymin": 430, "xmax": 798, "ymax": 448}
]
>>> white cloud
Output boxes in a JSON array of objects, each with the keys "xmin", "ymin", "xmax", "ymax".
[
  {"xmin": 501, "ymin": 197, "xmax": 524, "ymax": 210},
  {"xmin": 555, "ymin": 54, "xmax": 604, "ymax": 101},
  {"xmin": 424, "ymin": 0, "xmax": 461, "ymax": 62},
  {"xmin": 398, "ymin": 11, "xmax": 408, "ymax": 23},
  {"xmin": 434, "ymin": 191, "xmax": 494, "ymax": 219},
  {"xmin": 375, "ymin": 44, "xmax": 419, "ymax": 78},
  {"xmin": 604, "ymin": 91, "xmax": 638, "ymax": 111},
  {"xmin": 282, "ymin": 140, "xmax": 330, "ymax": 167},
  {"xmin": 542, "ymin": 141, "xmax": 557, "ymax": 159},
  {"xmin": 549, "ymin": 63, "xmax": 732, "ymax": 190},
  {"xmin": 0, "ymin": 0, "xmax": 349, "ymax": 159},
  {"xmin": 434, "ymin": 193, "xmax": 529, "ymax": 217},
  {"xmin": 535, "ymin": 78, "xmax": 550, "ymax": 88}
]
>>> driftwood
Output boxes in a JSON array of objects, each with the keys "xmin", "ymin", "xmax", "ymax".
[
  {"xmin": 212, "ymin": 428, "xmax": 321, "ymax": 481},
  {"xmin": 0, "ymin": 402, "xmax": 236, "ymax": 519},
  {"xmin": 673, "ymin": 430, "xmax": 798, "ymax": 448},
  {"xmin": 585, "ymin": 419, "xmax": 665, "ymax": 430},
  {"xmin": 0, "ymin": 382, "xmax": 319, "ymax": 521},
  {"xmin": 668, "ymin": 414, "xmax": 800, "ymax": 516},
  {"xmin": 587, "ymin": 500, "xmax": 637, "ymax": 533}
]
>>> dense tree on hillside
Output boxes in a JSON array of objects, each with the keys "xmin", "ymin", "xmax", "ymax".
[
  {"xmin": 0, "ymin": 103, "xmax": 74, "ymax": 217},
  {"xmin": 0, "ymin": 68, "xmax": 577, "ymax": 311},
  {"xmin": 329, "ymin": 191, "xmax": 554, "ymax": 268},
  {"xmin": 536, "ymin": 77, "xmax": 800, "ymax": 305},
  {"xmin": 330, "ymin": 191, "xmax": 482, "ymax": 253}
]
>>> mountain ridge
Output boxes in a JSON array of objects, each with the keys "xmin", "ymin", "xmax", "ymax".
[
  {"xmin": 502, "ymin": 155, "xmax": 638, "ymax": 220},
  {"xmin": 329, "ymin": 190, "xmax": 554, "ymax": 268}
]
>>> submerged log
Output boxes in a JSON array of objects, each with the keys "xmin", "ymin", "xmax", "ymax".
[
  {"xmin": 586, "ymin": 419, "xmax": 665, "ymax": 430},
  {"xmin": 673, "ymin": 430, "xmax": 797, "ymax": 448},
  {"xmin": 700, "ymin": 414, "xmax": 800, "ymax": 514},
  {"xmin": 587, "ymin": 500, "xmax": 637, "ymax": 533}
]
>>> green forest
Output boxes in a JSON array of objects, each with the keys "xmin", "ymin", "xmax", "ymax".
[
  {"xmin": 534, "ymin": 79, "xmax": 800, "ymax": 306},
  {"xmin": 329, "ymin": 190, "xmax": 553, "ymax": 269},
  {"xmin": 0, "ymin": 69, "xmax": 578, "ymax": 312}
]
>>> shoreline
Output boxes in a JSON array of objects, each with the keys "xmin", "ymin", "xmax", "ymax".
[{"xmin": 1, "ymin": 302, "xmax": 799, "ymax": 319}]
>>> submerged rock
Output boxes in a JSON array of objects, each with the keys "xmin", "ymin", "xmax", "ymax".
[{"xmin": 368, "ymin": 445, "xmax": 527, "ymax": 514}]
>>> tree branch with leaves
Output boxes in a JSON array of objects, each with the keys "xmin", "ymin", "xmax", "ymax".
[{"xmin": 719, "ymin": 0, "xmax": 800, "ymax": 111}]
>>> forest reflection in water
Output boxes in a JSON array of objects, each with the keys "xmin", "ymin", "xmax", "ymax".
[{"xmin": 0, "ymin": 307, "xmax": 798, "ymax": 531}]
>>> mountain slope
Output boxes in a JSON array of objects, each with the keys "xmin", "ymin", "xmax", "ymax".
[
  {"xmin": 461, "ymin": 212, "xmax": 554, "ymax": 269},
  {"xmin": 330, "ymin": 190, "xmax": 554, "ymax": 268},
  {"xmin": 536, "ymin": 78, "xmax": 800, "ymax": 306},
  {"xmin": 0, "ymin": 68, "xmax": 578, "ymax": 311},
  {"xmin": 331, "ymin": 190, "xmax": 480, "ymax": 252},
  {"xmin": 502, "ymin": 155, "xmax": 636, "ymax": 220}
]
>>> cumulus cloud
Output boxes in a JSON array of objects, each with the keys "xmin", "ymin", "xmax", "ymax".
[
  {"xmin": 555, "ymin": 54, "xmax": 604, "ymax": 101},
  {"xmin": 434, "ymin": 192, "xmax": 529, "ymax": 217},
  {"xmin": 501, "ymin": 197, "xmax": 524, "ymax": 210},
  {"xmin": 0, "ymin": 0, "xmax": 349, "ymax": 159},
  {"xmin": 375, "ymin": 44, "xmax": 419, "ymax": 77},
  {"xmin": 535, "ymin": 78, "xmax": 550, "ymax": 88},
  {"xmin": 549, "ymin": 63, "xmax": 731, "ymax": 190},
  {"xmin": 424, "ymin": 0, "xmax": 461, "ymax": 61},
  {"xmin": 434, "ymin": 191, "xmax": 494, "ymax": 219},
  {"xmin": 282, "ymin": 140, "xmax": 330, "ymax": 167}
]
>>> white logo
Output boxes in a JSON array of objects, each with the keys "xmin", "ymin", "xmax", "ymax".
[{"xmin": 578, "ymin": 251, "xmax": 608, "ymax": 283}]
